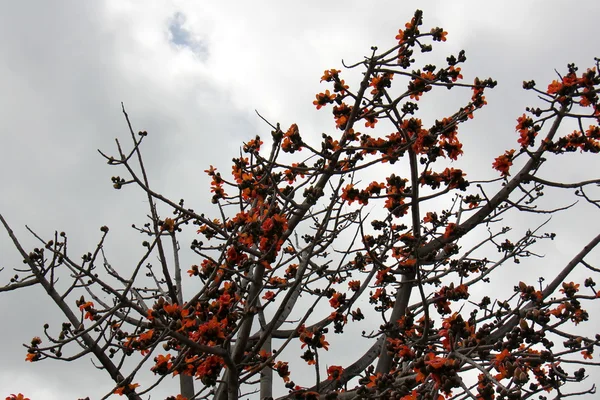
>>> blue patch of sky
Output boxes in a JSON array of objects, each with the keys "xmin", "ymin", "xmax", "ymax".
[{"xmin": 168, "ymin": 12, "xmax": 208, "ymax": 59}]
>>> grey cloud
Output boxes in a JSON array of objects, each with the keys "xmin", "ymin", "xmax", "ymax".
[{"xmin": 1, "ymin": 1, "xmax": 599, "ymax": 398}]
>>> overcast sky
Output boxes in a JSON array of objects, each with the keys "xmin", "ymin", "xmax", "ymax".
[{"xmin": 1, "ymin": 1, "xmax": 599, "ymax": 399}]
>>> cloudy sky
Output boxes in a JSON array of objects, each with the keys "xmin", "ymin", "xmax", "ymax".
[{"xmin": 1, "ymin": 1, "xmax": 599, "ymax": 399}]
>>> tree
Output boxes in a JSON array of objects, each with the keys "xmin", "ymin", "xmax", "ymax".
[{"xmin": 2, "ymin": 9, "xmax": 599, "ymax": 400}]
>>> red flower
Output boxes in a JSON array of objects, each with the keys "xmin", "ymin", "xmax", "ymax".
[
  {"xmin": 443, "ymin": 223, "xmax": 457, "ymax": 239},
  {"xmin": 78, "ymin": 301, "xmax": 94, "ymax": 311},
  {"xmin": 195, "ymin": 355, "xmax": 224, "ymax": 381},
  {"xmin": 395, "ymin": 29, "xmax": 404, "ymax": 43},
  {"xmin": 151, "ymin": 353, "xmax": 173, "ymax": 375},
  {"xmin": 560, "ymin": 281, "xmax": 580, "ymax": 297},
  {"xmin": 399, "ymin": 258, "xmax": 416, "ymax": 268},
  {"xmin": 341, "ymin": 184, "xmax": 360, "ymax": 204},
  {"xmin": 492, "ymin": 149, "xmax": 515, "ymax": 176},
  {"xmin": 329, "ymin": 291, "xmax": 345, "ymax": 308},
  {"xmin": 243, "ymin": 136, "xmax": 263, "ymax": 153},
  {"xmin": 547, "ymin": 80, "xmax": 562, "ymax": 95},
  {"xmin": 261, "ymin": 217, "xmax": 274, "ymax": 233},
  {"xmin": 138, "ymin": 329, "xmax": 154, "ymax": 342},
  {"xmin": 364, "ymin": 116, "xmax": 378, "ymax": 128},
  {"xmin": 313, "ymin": 90, "xmax": 336, "ymax": 110},
  {"xmin": 430, "ymin": 27, "xmax": 448, "ymax": 42},
  {"xmin": 423, "ymin": 212, "xmax": 437, "ymax": 224},
  {"xmin": 320, "ymin": 69, "xmax": 340, "ymax": 82},
  {"xmin": 163, "ymin": 303, "xmax": 179, "ymax": 315},
  {"xmin": 448, "ymin": 66, "xmax": 463, "ymax": 82},
  {"xmin": 274, "ymin": 361, "xmax": 290, "ymax": 382},
  {"xmin": 114, "ymin": 383, "xmax": 140, "ymax": 396},
  {"xmin": 425, "ymin": 353, "xmax": 447, "ymax": 369},
  {"xmin": 226, "ymin": 246, "xmax": 241, "ymax": 264},
  {"xmin": 6, "ymin": 395, "xmax": 30, "ymax": 400},
  {"xmin": 371, "ymin": 288, "xmax": 384, "ymax": 301},
  {"xmin": 400, "ymin": 390, "xmax": 419, "ymax": 400},
  {"xmin": 262, "ymin": 291, "xmax": 276, "ymax": 301},
  {"xmin": 494, "ymin": 349, "xmax": 511, "ymax": 366},
  {"xmin": 319, "ymin": 335, "xmax": 330, "ymax": 350},
  {"xmin": 327, "ymin": 365, "xmax": 344, "ymax": 380}
]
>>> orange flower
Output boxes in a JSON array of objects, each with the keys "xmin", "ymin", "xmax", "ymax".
[
  {"xmin": 138, "ymin": 329, "xmax": 154, "ymax": 342},
  {"xmin": 146, "ymin": 308, "xmax": 156, "ymax": 321},
  {"xmin": 515, "ymin": 114, "xmax": 533, "ymax": 134},
  {"xmin": 151, "ymin": 353, "xmax": 173, "ymax": 375},
  {"xmin": 194, "ymin": 355, "xmax": 224, "ymax": 383},
  {"xmin": 547, "ymin": 80, "xmax": 563, "ymax": 95},
  {"xmin": 423, "ymin": 212, "xmax": 437, "ymax": 224},
  {"xmin": 448, "ymin": 66, "xmax": 463, "ymax": 82},
  {"xmin": 313, "ymin": 90, "xmax": 336, "ymax": 110},
  {"xmin": 79, "ymin": 301, "xmax": 94, "ymax": 311},
  {"xmin": 327, "ymin": 365, "xmax": 344, "ymax": 380},
  {"xmin": 370, "ymin": 288, "xmax": 384, "ymax": 301},
  {"xmin": 334, "ymin": 79, "xmax": 349, "ymax": 94},
  {"xmin": 274, "ymin": 361, "xmax": 290, "ymax": 382},
  {"xmin": 163, "ymin": 303, "xmax": 179, "ymax": 315},
  {"xmin": 494, "ymin": 364, "xmax": 509, "ymax": 380},
  {"xmin": 425, "ymin": 353, "xmax": 447, "ymax": 369},
  {"xmin": 364, "ymin": 117, "xmax": 378, "ymax": 128},
  {"xmin": 155, "ymin": 353, "xmax": 172, "ymax": 366},
  {"xmin": 272, "ymin": 213, "xmax": 288, "ymax": 231},
  {"xmin": 262, "ymin": 291, "xmax": 276, "ymax": 301},
  {"xmin": 395, "ymin": 29, "xmax": 404, "ymax": 43},
  {"xmin": 5, "ymin": 395, "xmax": 30, "ymax": 400},
  {"xmin": 341, "ymin": 184, "xmax": 359, "ymax": 204},
  {"xmin": 320, "ymin": 69, "xmax": 340, "ymax": 82},
  {"xmin": 193, "ymin": 317, "xmax": 227, "ymax": 346},
  {"xmin": 494, "ymin": 349, "xmax": 511, "ymax": 366},
  {"xmin": 414, "ymin": 368, "xmax": 427, "ymax": 383},
  {"xmin": 366, "ymin": 373, "xmax": 381, "ymax": 388},
  {"xmin": 560, "ymin": 281, "xmax": 580, "ymax": 297},
  {"xmin": 243, "ymin": 136, "xmax": 263, "ymax": 153},
  {"xmin": 319, "ymin": 335, "xmax": 330, "ymax": 350},
  {"xmin": 114, "ymin": 383, "xmax": 140, "ymax": 396},
  {"xmin": 332, "ymin": 103, "xmax": 352, "ymax": 130},
  {"xmin": 443, "ymin": 223, "xmax": 457, "ymax": 239},
  {"xmin": 375, "ymin": 267, "xmax": 392, "ymax": 285},
  {"xmin": 400, "ymin": 390, "xmax": 419, "ymax": 400},
  {"xmin": 430, "ymin": 27, "xmax": 448, "ymax": 42},
  {"xmin": 262, "ymin": 217, "xmax": 274, "ymax": 233},
  {"xmin": 329, "ymin": 292, "xmax": 345, "ymax": 308},
  {"xmin": 399, "ymin": 258, "xmax": 416, "ymax": 268},
  {"xmin": 580, "ymin": 93, "xmax": 592, "ymax": 107},
  {"xmin": 492, "ymin": 149, "xmax": 515, "ymax": 177},
  {"xmin": 369, "ymin": 74, "xmax": 393, "ymax": 95},
  {"xmin": 161, "ymin": 217, "xmax": 175, "ymax": 232}
]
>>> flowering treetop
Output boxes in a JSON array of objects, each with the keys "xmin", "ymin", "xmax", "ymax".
[{"xmin": 2, "ymin": 9, "xmax": 600, "ymax": 400}]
